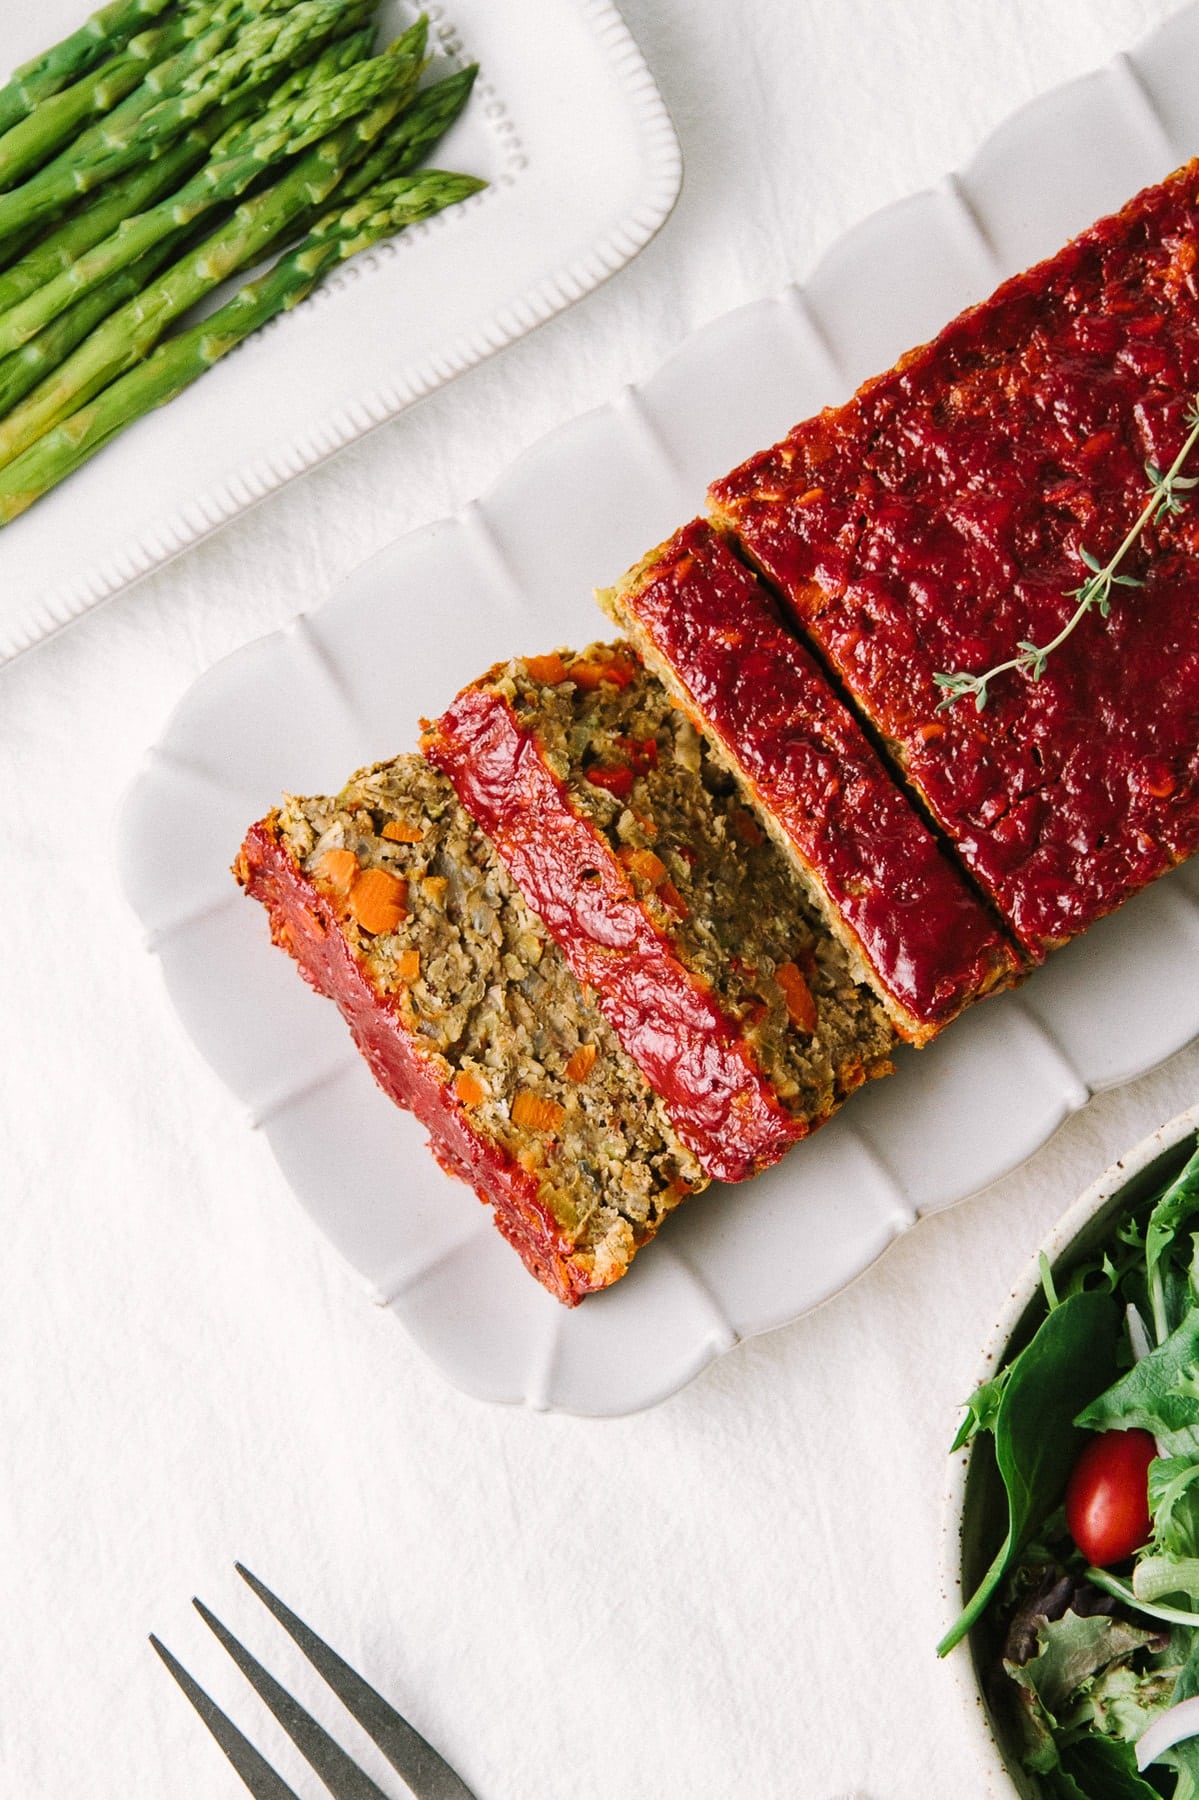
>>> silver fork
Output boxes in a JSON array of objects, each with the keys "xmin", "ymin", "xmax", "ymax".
[{"xmin": 151, "ymin": 1563, "xmax": 479, "ymax": 1800}]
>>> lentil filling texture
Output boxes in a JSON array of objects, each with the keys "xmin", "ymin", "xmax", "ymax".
[
  {"xmin": 496, "ymin": 647, "xmax": 897, "ymax": 1123},
  {"xmin": 275, "ymin": 755, "xmax": 704, "ymax": 1250}
]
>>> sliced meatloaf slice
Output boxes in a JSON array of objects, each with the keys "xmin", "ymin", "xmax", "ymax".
[
  {"xmin": 711, "ymin": 160, "xmax": 1199, "ymax": 959},
  {"xmin": 423, "ymin": 644, "xmax": 896, "ymax": 1184},
  {"xmin": 600, "ymin": 518, "xmax": 1021, "ymax": 1043},
  {"xmin": 234, "ymin": 755, "xmax": 706, "ymax": 1306}
]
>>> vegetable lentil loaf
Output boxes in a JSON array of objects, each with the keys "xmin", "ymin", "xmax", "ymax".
[
  {"xmin": 423, "ymin": 644, "xmax": 897, "ymax": 1184},
  {"xmin": 710, "ymin": 159, "xmax": 1199, "ymax": 959},
  {"xmin": 234, "ymin": 755, "xmax": 706, "ymax": 1306},
  {"xmin": 601, "ymin": 518, "xmax": 1021, "ymax": 1043}
]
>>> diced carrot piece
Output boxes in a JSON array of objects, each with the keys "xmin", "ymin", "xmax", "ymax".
[
  {"xmin": 731, "ymin": 807, "xmax": 764, "ymax": 847},
  {"xmin": 454, "ymin": 1069, "xmax": 487, "ymax": 1107},
  {"xmin": 523, "ymin": 651, "xmax": 569, "ymax": 685},
  {"xmin": 618, "ymin": 847, "xmax": 668, "ymax": 887},
  {"xmin": 315, "ymin": 847, "xmax": 359, "ymax": 895},
  {"xmin": 656, "ymin": 879, "xmax": 688, "ymax": 918},
  {"xmin": 395, "ymin": 948, "xmax": 421, "ymax": 982},
  {"xmin": 776, "ymin": 961, "xmax": 819, "ymax": 1034},
  {"xmin": 348, "ymin": 866, "xmax": 407, "ymax": 935},
  {"xmin": 662, "ymin": 1176, "xmax": 694, "ymax": 1204},
  {"xmin": 796, "ymin": 486, "xmax": 824, "ymax": 506},
  {"xmin": 381, "ymin": 820, "xmax": 424, "ymax": 843},
  {"xmin": 511, "ymin": 1090, "xmax": 566, "ymax": 1133},
  {"xmin": 569, "ymin": 652, "xmax": 636, "ymax": 690},
  {"xmin": 421, "ymin": 875, "xmax": 448, "ymax": 903},
  {"xmin": 565, "ymin": 1043, "xmax": 598, "ymax": 1082},
  {"xmin": 586, "ymin": 764, "xmax": 635, "ymax": 799}
]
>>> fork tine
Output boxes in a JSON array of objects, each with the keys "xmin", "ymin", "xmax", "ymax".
[
  {"xmin": 194, "ymin": 1600, "xmax": 390, "ymax": 1800},
  {"xmin": 149, "ymin": 1634, "xmax": 303, "ymax": 1800},
  {"xmin": 236, "ymin": 1565, "xmax": 479, "ymax": 1800}
]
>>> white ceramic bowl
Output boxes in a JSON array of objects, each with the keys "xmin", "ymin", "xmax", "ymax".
[{"xmin": 940, "ymin": 1102, "xmax": 1199, "ymax": 1796}]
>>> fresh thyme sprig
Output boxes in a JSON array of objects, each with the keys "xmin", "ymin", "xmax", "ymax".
[{"xmin": 933, "ymin": 392, "xmax": 1199, "ymax": 712}]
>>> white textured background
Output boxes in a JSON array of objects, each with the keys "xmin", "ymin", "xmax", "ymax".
[{"xmin": 4, "ymin": 2, "xmax": 1199, "ymax": 1795}]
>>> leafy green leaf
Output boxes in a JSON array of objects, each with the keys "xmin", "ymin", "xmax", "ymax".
[
  {"xmin": 1061, "ymin": 1734, "xmax": 1170, "ymax": 1799},
  {"xmin": 1007, "ymin": 1611, "xmax": 1163, "ymax": 1717},
  {"xmin": 1134, "ymin": 1553, "xmax": 1199, "ymax": 1605},
  {"xmin": 1042, "ymin": 1767, "xmax": 1091, "ymax": 1800},
  {"xmin": 1085, "ymin": 1655, "xmax": 1179, "ymax": 1746},
  {"xmin": 1077, "ymin": 1308, "xmax": 1199, "ymax": 1453},
  {"xmin": 938, "ymin": 1287, "xmax": 1121, "ymax": 1655},
  {"xmin": 1004, "ymin": 1610, "xmax": 1170, "ymax": 1776},
  {"xmin": 950, "ymin": 1366, "xmax": 1011, "ymax": 1452},
  {"xmin": 1145, "ymin": 1145, "xmax": 1199, "ymax": 1342},
  {"xmin": 1151, "ymin": 1627, "xmax": 1199, "ymax": 1796},
  {"xmin": 1151, "ymin": 1457, "xmax": 1199, "ymax": 1560}
]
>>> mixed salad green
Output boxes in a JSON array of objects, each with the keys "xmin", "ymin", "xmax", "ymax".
[{"xmin": 941, "ymin": 1131, "xmax": 1199, "ymax": 1797}]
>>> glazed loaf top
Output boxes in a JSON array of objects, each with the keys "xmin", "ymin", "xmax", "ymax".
[{"xmin": 712, "ymin": 160, "xmax": 1199, "ymax": 957}]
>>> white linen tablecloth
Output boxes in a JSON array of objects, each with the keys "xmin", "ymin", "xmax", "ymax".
[{"xmin": 4, "ymin": 2, "xmax": 1198, "ymax": 1794}]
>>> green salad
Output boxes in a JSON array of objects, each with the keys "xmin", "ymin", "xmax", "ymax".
[{"xmin": 941, "ymin": 1131, "xmax": 1199, "ymax": 1798}]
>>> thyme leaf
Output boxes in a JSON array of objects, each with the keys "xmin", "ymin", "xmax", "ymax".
[{"xmin": 934, "ymin": 390, "xmax": 1199, "ymax": 711}]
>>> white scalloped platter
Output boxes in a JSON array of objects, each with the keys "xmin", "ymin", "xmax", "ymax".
[
  {"xmin": 120, "ymin": 1, "xmax": 1199, "ymax": 1415},
  {"xmin": 0, "ymin": 0, "xmax": 682, "ymax": 665}
]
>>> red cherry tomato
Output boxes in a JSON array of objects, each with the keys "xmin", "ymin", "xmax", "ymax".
[{"xmin": 1065, "ymin": 1428, "xmax": 1156, "ymax": 1565}]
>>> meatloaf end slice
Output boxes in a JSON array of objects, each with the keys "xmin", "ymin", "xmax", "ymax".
[
  {"xmin": 234, "ymin": 756, "xmax": 705, "ymax": 1306},
  {"xmin": 599, "ymin": 518, "xmax": 1021, "ymax": 1043},
  {"xmin": 423, "ymin": 645, "xmax": 896, "ymax": 1184}
]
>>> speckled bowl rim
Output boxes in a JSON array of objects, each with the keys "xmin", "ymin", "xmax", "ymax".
[{"xmin": 939, "ymin": 1102, "xmax": 1199, "ymax": 1795}]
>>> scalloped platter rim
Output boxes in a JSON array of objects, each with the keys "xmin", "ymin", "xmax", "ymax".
[{"xmin": 119, "ymin": 0, "xmax": 1199, "ymax": 1415}]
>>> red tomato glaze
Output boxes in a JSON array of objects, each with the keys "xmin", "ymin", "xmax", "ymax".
[
  {"xmin": 424, "ymin": 683, "xmax": 808, "ymax": 1184},
  {"xmin": 713, "ymin": 161, "xmax": 1199, "ymax": 957},
  {"xmin": 235, "ymin": 817, "xmax": 606, "ymax": 1305}
]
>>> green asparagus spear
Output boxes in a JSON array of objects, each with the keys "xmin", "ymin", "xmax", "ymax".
[
  {"xmin": 343, "ymin": 62, "xmax": 477, "ymax": 190},
  {"xmin": 0, "ymin": 0, "xmax": 369, "ymax": 246},
  {"xmin": 0, "ymin": 13, "xmax": 211, "ymax": 193},
  {"xmin": 0, "ymin": 0, "xmax": 178, "ymax": 137},
  {"xmin": 0, "ymin": 32, "xmax": 427, "ymax": 357},
  {"xmin": 0, "ymin": 170, "xmax": 485, "ymax": 524},
  {"xmin": 264, "ymin": 64, "xmax": 479, "ymax": 253},
  {"xmin": 246, "ymin": 23, "xmax": 378, "ymax": 116},
  {"xmin": 0, "ymin": 222, "xmax": 195, "ymax": 419},
  {"xmin": 0, "ymin": 24, "xmax": 389, "ymax": 407},
  {"xmin": 0, "ymin": 80, "xmax": 423, "ymax": 469},
  {"xmin": 215, "ymin": 16, "xmax": 426, "ymax": 162},
  {"xmin": 0, "ymin": 123, "xmax": 227, "ymax": 315},
  {"xmin": 0, "ymin": 12, "xmax": 386, "ymax": 304}
]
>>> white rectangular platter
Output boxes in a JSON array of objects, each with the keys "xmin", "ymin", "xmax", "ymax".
[
  {"xmin": 0, "ymin": 0, "xmax": 681, "ymax": 664},
  {"xmin": 119, "ymin": 1, "xmax": 1199, "ymax": 1416}
]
